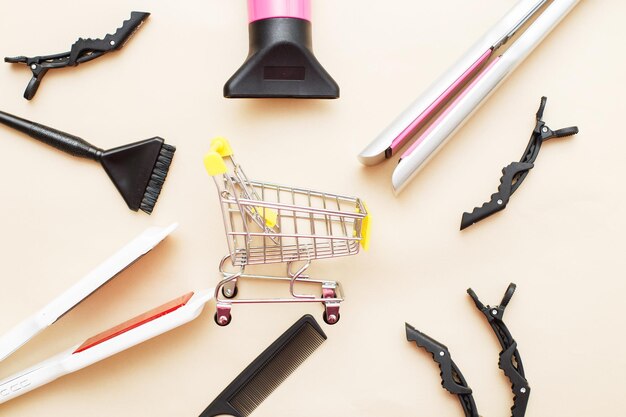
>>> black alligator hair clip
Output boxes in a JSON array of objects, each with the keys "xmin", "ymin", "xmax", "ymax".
[
  {"xmin": 461, "ymin": 97, "xmax": 579, "ymax": 230},
  {"xmin": 406, "ymin": 283, "xmax": 530, "ymax": 417},
  {"xmin": 405, "ymin": 324, "xmax": 479, "ymax": 417},
  {"xmin": 467, "ymin": 283, "xmax": 529, "ymax": 417},
  {"xmin": 5, "ymin": 11, "xmax": 150, "ymax": 100}
]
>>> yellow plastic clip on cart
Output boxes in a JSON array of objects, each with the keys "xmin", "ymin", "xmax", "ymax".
[{"xmin": 204, "ymin": 137, "xmax": 370, "ymax": 326}]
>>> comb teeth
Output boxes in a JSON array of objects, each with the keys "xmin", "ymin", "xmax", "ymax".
[
  {"xmin": 140, "ymin": 143, "xmax": 176, "ymax": 214},
  {"xmin": 230, "ymin": 323, "xmax": 325, "ymax": 416},
  {"xmin": 200, "ymin": 315, "xmax": 326, "ymax": 417}
]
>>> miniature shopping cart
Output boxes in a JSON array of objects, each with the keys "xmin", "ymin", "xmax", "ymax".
[{"xmin": 204, "ymin": 138, "xmax": 370, "ymax": 326}]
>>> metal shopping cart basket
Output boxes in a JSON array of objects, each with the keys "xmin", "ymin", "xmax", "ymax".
[{"xmin": 204, "ymin": 138, "xmax": 370, "ymax": 326}]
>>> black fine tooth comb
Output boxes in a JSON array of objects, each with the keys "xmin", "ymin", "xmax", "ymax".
[
  {"xmin": 468, "ymin": 284, "xmax": 530, "ymax": 417},
  {"xmin": 5, "ymin": 11, "xmax": 150, "ymax": 100},
  {"xmin": 405, "ymin": 323, "xmax": 479, "ymax": 417},
  {"xmin": 199, "ymin": 315, "xmax": 327, "ymax": 417},
  {"xmin": 461, "ymin": 96, "xmax": 579, "ymax": 230}
]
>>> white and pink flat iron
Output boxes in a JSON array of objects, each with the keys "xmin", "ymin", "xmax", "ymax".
[
  {"xmin": 0, "ymin": 224, "xmax": 214, "ymax": 404},
  {"xmin": 358, "ymin": 0, "xmax": 581, "ymax": 193}
]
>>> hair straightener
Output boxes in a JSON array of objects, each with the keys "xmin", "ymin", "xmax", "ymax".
[
  {"xmin": 0, "ymin": 224, "xmax": 214, "ymax": 404},
  {"xmin": 358, "ymin": 0, "xmax": 581, "ymax": 193}
]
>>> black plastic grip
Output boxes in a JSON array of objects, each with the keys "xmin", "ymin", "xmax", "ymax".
[
  {"xmin": 406, "ymin": 323, "xmax": 479, "ymax": 417},
  {"xmin": 108, "ymin": 11, "xmax": 150, "ymax": 48},
  {"xmin": 0, "ymin": 110, "xmax": 102, "ymax": 160},
  {"xmin": 500, "ymin": 283, "xmax": 517, "ymax": 308},
  {"xmin": 4, "ymin": 56, "xmax": 26, "ymax": 64},
  {"xmin": 535, "ymin": 96, "xmax": 548, "ymax": 120},
  {"xmin": 499, "ymin": 343, "xmax": 531, "ymax": 417},
  {"xmin": 24, "ymin": 75, "xmax": 44, "ymax": 100},
  {"xmin": 460, "ymin": 162, "xmax": 534, "ymax": 230},
  {"xmin": 405, "ymin": 324, "xmax": 472, "ymax": 395},
  {"xmin": 69, "ymin": 11, "xmax": 150, "ymax": 65},
  {"xmin": 553, "ymin": 126, "xmax": 579, "ymax": 138},
  {"xmin": 468, "ymin": 284, "xmax": 530, "ymax": 417}
]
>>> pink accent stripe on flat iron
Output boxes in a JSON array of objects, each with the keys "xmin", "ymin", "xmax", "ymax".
[
  {"xmin": 400, "ymin": 56, "xmax": 502, "ymax": 159},
  {"xmin": 390, "ymin": 49, "xmax": 494, "ymax": 154},
  {"xmin": 248, "ymin": 0, "xmax": 312, "ymax": 23}
]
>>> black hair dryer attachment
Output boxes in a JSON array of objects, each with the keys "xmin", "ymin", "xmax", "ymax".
[{"xmin": 224, "ymin": 0, "xmax": 339, "ymax": 99}]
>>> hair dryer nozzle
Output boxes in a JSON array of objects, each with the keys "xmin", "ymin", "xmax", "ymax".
[{"xmin": 224, "ymin": 17, "xmax": 339, "ymax": 99}]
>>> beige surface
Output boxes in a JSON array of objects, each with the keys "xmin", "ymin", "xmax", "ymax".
[{"xmin": 0, "ymin": 0, "xmax": 623, "ymax": 416}]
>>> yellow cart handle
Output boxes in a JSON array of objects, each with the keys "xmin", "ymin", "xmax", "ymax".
[
  {"xmin": 204, "ymin": 137, "xmax": 234, "ymax": 176},
  {"xmin": 359, "ymin": 201, "xmax": 371, "ymax": 251},
  {"xmin": 204, "ymin": 137, "xmax": 277, "ymax": 228}
]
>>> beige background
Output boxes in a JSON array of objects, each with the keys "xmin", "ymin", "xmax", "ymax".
[{"xmin": 0, "ymin": 0, "xmax": 623, "ymax": 416}]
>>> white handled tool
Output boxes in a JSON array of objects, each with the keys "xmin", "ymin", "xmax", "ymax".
[
  {"xmin": 0, "ymin": 224, "xmax": 178, "ymax": 362},
  {"xmin": 0, "ymin": 289, "xmax": 213, "ymax": 404},
  {"xmin": 0, "ymin": 223, "xmax": 216, "ymax": 404}
]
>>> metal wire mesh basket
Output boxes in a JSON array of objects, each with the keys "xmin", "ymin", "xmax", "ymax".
[{"xmin": 204, "ymin": 138, "xmax": 370, "ymax": 326}]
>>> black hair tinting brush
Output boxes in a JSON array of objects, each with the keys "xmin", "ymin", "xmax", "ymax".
[
  {"xmin": 0, "ymin": 110, "xmax": 174, "ymax": 214},
  {"xmin": 199, "ymin": 314, "xmax": 327, "ymax": 417}
]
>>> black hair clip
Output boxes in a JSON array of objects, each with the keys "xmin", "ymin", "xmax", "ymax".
[
  {"xmin": 461, "ymin": 97, "xmax": 579, "ymax": 230},
  {"xmin": 5, "ymin": 11, "xmax": 150, "ymax": 100},
  {"xmin": 467, "ymin": 284, "xmax": 529, "ymax": 417},
  {"xmin": 405, "ymin": 324, "xmax": 479, "ymax": 417},
  {"xmin": 406, "ymin": 283, "xmax": 530, "ymax": 417}
]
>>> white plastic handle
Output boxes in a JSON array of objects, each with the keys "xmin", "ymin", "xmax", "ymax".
[{"xmin": 0, "ymin": 223, "xmax": 178, "ymax": 363}]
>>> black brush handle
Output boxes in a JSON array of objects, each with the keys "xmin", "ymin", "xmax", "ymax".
[{"xmin": 0, "ymin": 110, "xmax": 102, "ymax": 160}]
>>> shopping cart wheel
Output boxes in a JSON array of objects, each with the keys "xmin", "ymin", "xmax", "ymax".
[
  {"xmin": 323, "ymin": 310, "xmax": 341, "ymax": 325},
  {"xmin": 214, "ymin": 310, "xmax": 232, "ymax": 327},
  {"xmin": 221, "ymin": 285, "xmax": 238, "ymax": 299}
]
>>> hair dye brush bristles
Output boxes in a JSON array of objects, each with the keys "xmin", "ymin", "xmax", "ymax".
[
  {"xmin": 199, "ymin": 314, "xmax": 326, "ymax": 417},
  {"xmin": 0, "ymin": 110, "xmax": 174, "ymax": 214}
]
